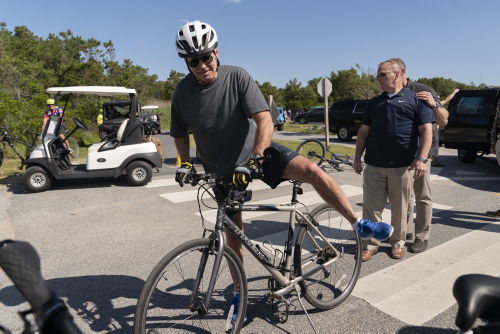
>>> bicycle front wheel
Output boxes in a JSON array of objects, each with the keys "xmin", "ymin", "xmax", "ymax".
[
  {"xmin": 66, "ymin": 137, "xmax": 79, "ymax": 160},
  {"xmin": 296, "ymin": 139, "xmax": 326, "ymax": 166},
  {"xmin": 134, "ymin": 238, "xmax": 248, "ymax": 334},
  {"xmin": 294, "ymin": 203, "xmax": 362, "ymax": 309}
]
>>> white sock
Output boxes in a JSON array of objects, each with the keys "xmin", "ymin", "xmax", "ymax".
[
  {"xmin": 352, "ymin": 218, "xmax": 362, "ymax": 231},
  {"xmin": 233, "ymin": 291, "xmax": 239, "ymax": 297}
]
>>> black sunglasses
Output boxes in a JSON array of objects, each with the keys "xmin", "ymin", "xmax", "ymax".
[{"xmin": 187, "ymin": 54, "xmax": 214, "ymax": 68}]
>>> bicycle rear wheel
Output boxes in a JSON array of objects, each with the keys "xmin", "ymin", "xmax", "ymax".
[
  {"xmin": 134, "ymin": 238, "xmax": 247, "ymax": 333},
  {"xmin": 296, "ymin": 139, "xmax": 326, "ymax": 166},
  {"xmin": 294, "ymin": 203, "xmax": 362, "ymax": 309},
  {"xmin": 66, "ymin": 137, "xmax": 79, "ymax": 160}
]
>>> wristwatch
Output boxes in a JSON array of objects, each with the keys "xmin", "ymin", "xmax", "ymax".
[
  {"xmin": 432, "ymin": 103, "xmax": 441, "ymax": 111},
  {"xmin": 416, "ymin": 157, "xmax": 428, "ymax": 163}
]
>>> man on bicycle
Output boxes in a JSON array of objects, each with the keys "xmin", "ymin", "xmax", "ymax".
[
  {"xmin": 171, "ymin": 20, "xmax": 394, "ymax": 321},
  {"xmin": 42, "ymin": 99, "xmax": 71, "ymax": 153}
]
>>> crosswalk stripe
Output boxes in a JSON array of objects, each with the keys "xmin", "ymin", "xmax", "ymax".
[
  {"xmin": 146, "ymin": 178, "xmax": 178, "ymax": 188},
  {"xmin": 352, "ymin": 218, "xmax": 499, "ymax": 326},
  {"xmin": 159, "ymin": 180, "xmax": 289, "ymax": 203}
]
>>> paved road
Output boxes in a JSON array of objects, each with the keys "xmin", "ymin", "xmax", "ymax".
[{"xmin": 0, "ymin": 131, "xmax": 499, "ymax": 333}]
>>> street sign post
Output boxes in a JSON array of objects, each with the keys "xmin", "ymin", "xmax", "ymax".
[{"xmin": 317, "ymin": 78, "xmax": 332, "ymax": 147}]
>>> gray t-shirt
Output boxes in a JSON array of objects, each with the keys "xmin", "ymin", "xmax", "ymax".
[{"xmin": 170, "ymin": 65, "xmax": 270, "ymax": 176}]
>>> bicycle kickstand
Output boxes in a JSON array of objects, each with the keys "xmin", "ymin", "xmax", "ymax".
[{"xmin": 294, "ymin": 284, "xmax": 319, "ymax": 334}]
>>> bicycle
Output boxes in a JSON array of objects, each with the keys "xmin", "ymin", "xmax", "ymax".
[
  {"xmin": 0, "ymin": 127, "xmax": 41, "ymax": 170},
  {"xmin": 62, "ymin": 126, "xmax": 79, "ymax": 160},
  {"xmin": 295, "ymin": 138, "xmax": 357, "ymax": 172},
  {"xmin": 134, "ymin": 147, "xmax": 362, "ymax": 333},
  {"xmin": 0, "ymin": 239, "xmax": 82, "ymax": 334}
]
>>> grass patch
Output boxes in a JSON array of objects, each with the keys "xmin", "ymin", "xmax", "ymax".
[{"xmin": 0, "ymin": 145, "xmax": 89, "ymax": 182}]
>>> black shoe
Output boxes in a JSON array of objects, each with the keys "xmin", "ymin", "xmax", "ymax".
[
  {"xmin": 486, "ymin": 210, "xmax": 500, "ymax": 218},
  {"xmin": 410, "ymin": 239, "xmax": 428, "ymax": 253},
  {"xmin": 406, "ymin": 233, "xmax": 413, "ymax": 241}
]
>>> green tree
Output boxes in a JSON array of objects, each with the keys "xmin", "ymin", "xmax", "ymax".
[{"xmin": 162, "ymin": 70, "xmax": 185, "ymax": 100}]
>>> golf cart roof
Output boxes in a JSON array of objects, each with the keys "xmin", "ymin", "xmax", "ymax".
[
  {"xmin": 46, "ymin": 86, "xmax": 137, "ymax": 96},
  {"xmin": 142, "ymin": 105, "xmax": 159, "ymax": 110}
]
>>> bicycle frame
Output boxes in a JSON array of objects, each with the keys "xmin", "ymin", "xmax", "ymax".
[
  {"xmin": 192, "ymin": 182, "xmax": 342, "ymax": 314},
  {"xmin": 1, "ymin": 133, "xmax": 38, "ymax": 166}
]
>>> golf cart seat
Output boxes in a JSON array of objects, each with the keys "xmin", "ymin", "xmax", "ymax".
[{"xmin": 88, "ymin": 119, "xmax": 129, "ymax": 154}]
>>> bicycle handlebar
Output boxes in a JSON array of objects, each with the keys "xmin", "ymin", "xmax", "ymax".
[{"xmin": 0, "ymin": 240, "xmax": 82, "ymax": 334}]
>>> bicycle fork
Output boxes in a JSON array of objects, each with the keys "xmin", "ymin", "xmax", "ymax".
[{"xmin": 189, "ymin": 208, "xmax": 227, "ymax": 317}]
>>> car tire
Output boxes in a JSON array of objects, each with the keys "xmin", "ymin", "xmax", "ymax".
[
  {"xmin": 337, "ymin": 124, "xmax": 352, "ymax": 142},
  {"xmin": 126, "ymin": 161, "xmax": 153, "ymax": 186},
  {"xmin": 299, "ymin": 118, "xmax": 307, "ymax": 124},
  {"xmin": 151, "ymin": 128, "xmax": 158, "ymax": 135},
  {"xmin": 277, "ymin": 124, "xmax": 284, "ymax": 131},
  {"xmin": 457, "ymin": 149, "xmax": 477, "ymax": 163},
  {"xmin": 24, "ymin": 166, "xmax": 53, "ymax": 192}
]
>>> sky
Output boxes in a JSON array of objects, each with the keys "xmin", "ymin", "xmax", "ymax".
[{"xmin": 1, "ymin": 0, "xmax": 499, "ymax": 89}]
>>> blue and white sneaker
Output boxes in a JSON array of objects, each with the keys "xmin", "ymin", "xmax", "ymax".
[
  {"xmin": 357, "ymin": 219, "xmax": 394, "ymax": 241},
  {"xmin": 231, "ymin": 293, "xmax": 247, "ymax": 323}
]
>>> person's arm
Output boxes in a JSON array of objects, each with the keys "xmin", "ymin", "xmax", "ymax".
[
  {"xmin": 415, "ymin": 91, "xmax": 449, "ymax": 127},
  {"xmin": 174, "ymin": 134, "xmax": 191, "ymax": 161},
  {"xmin": 409, "ymin": 123, "xmax": 432, "ymax": 179},
  {"xmin": 42, "ymin": 117, "xmax": 48, "ymax": 129},
  {"xmin": 251, "ymin": 111, "xmax": 273, "ymax": 156},
  {"xmin": 353, "ymin": 124, "xmax": 370, "ymax": 174},
  {"xmin": 491, "ymin": 109, "xmax": 499, "ymax": 154},
  {"xmin": 440, "ymin": 88, "xmax": 460, "ymax": 106}
]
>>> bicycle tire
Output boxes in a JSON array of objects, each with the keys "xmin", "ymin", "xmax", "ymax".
[
  {"xmin": 294, "ymin": 203, "xmax": 362, "ymax": 309},
  {"xmin": 67, "ymin": 137, "xmax": 79, "ymax": 159},
  {"xmin": 0, "ymin": 144, "xmax": 4, "ymax": 168},
  {"xmin": 296, "ymin": 139, "xmax": 326, "ymax": 166},
  {"xmin": 134, "ymin": 238, "xmax": 248, "ymax": 334}
]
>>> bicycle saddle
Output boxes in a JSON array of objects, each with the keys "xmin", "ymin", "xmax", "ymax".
[{"xmin": 453, "ymin": 274, "xmax": 500, "ymax": 331}]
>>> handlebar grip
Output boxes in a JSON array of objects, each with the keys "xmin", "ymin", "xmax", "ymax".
[{"xmin": 0, "ymin": 240, "xmax": 53, "ymax": 311}]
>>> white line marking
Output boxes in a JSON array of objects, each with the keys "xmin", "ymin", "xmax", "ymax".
[{"xmin": 353, "ymin": 218, "xmax": 500, "ymax": 326}]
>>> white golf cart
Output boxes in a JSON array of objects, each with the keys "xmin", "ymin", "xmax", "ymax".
[
  {"xmin": 23, "ymin": 86, "xmax": 162, "ymax": 192},
  {"xmin": 141, "ymin": 105, "xmax": 161, "ymax": 135}
]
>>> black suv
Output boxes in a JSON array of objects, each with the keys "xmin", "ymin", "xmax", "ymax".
[
  {"xmin": 444, "ymin": 88, "xmax": 499, "ymax": 163},
  {"xmin": 294, "ymin": 107, "xmax": 325, "ymax": 124},
  {"xmin": 328, "ymin": 100, "xmax": 369, "ymax": 141}
]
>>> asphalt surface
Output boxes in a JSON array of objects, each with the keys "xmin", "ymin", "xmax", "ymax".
[{"xmin": 0, "ymin": 129, "xmax": 499, "ymax": 333}]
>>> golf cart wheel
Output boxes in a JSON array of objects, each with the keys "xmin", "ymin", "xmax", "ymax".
[
  {"xmin": 24, "ymin": 166, "xmax": 53, "ymax": 192},
  {"xmin": 126, "ymin": 161, "xmax": 152, "ymax": 186}
]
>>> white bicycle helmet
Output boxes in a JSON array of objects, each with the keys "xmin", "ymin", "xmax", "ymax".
[{"xmin": 175, "ymin": 20, "xmax": 218, "ymax": 58}]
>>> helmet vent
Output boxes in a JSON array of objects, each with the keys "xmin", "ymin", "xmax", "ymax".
[
  {"xmin": 179, "ymin": 31, "xmax": 184, "ymax": 37},
  {"xmin": 192, "ymin": 36, "xmax": 199, "ymax": 49}
]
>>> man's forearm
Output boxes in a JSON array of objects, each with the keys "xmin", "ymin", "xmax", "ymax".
[
  {"xmin": 252, "ymin": 111, "xmax": 273, "ymax": 156},
  {"xmin": 434, "ymin": 106, "xmax": 449, "ymax": 127},
  {"xmin": 418, "ymin": 124, "xmax": 433, "ymax": 159},
  {"xmin": 174, "ymin": 135, "xmax": 191, "ymax": 161}
]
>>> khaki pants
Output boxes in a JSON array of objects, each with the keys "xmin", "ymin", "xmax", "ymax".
[
  {"xmin": 407, "ymin": 161, "xmax": 432, "ymax": 240},
  {"xmin": 362, "ymin": 164, "xmax": 414, "ymax": 250}
]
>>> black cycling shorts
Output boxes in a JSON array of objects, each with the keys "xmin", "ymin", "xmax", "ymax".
[{"xmin": 261, "ymin": 141, "xmax": 299, "ymax": 189}]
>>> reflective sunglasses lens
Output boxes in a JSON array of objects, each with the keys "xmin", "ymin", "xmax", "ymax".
[
  {"xmin": 188, "ymin": 59, "xmax": 199, "ymax": 68},
  {"xmin": 188, "ymin": 55, "xmax": 213, "ymax": 68}
]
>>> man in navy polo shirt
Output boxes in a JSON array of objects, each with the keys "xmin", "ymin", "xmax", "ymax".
[{"xmin": 353, "ymin": 59, "xmax": 435, "ymax": 261}]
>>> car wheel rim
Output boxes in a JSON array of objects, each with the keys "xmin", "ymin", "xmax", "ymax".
[
  {"xmin": 133, "ymin": 168, "xmax": 146, "ymax": 181},
  {"xmin": 339, "ymin": 128, "xmax": 347, "ymax": 138},
  {"xmin": 30, "ymin": 173, "xmax": 46, "ymax": 187}
]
